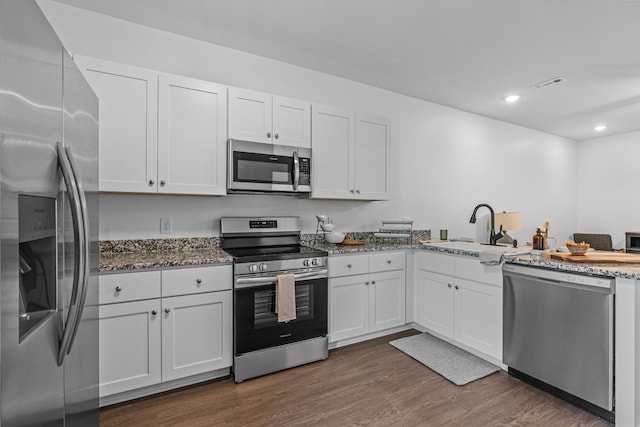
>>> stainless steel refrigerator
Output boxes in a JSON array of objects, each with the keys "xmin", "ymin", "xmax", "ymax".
[{"xmin": 0, "ymin": 0, "xmax": 99, "ymax": 426}]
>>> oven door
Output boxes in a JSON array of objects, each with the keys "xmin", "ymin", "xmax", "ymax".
[
  {"xmin": 227, "ymin": 139, "xmax": 311, "ymax": 193},
  {"xmin": 234, "ymin": 273, "xmax": 327, "ymax": 355}
]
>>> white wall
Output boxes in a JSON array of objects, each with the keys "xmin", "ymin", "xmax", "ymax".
[
  {"xmin": 576, "ymin": 131, "xmax": 640, "ymax": 249},
  {"xmin": 39, "ymin": 0, "xmax": 579, "ymax": 242}
]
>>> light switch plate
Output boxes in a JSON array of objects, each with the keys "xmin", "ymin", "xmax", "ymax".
[{"xmin": 160, "ymin": 217, "xmax": 172, "ymax": 234}]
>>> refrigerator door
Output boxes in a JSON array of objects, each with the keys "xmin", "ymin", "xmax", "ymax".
[
  {"xmin": 61, "ymin": 49, "xmax": 99, "ymax": 427},
  {"xmin": 0, "ymin": 0, "xmax": 65, "ymax": 425}
]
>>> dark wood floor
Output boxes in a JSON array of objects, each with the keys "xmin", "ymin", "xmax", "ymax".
[{"xmin": 100, "ymin": 330, "xmax": 612, "ymax": 426}]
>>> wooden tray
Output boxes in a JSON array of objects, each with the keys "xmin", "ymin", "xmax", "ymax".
[
  {"xmin": 547, "ymin": 251, "xmax": 640, "ymax": 263},
  {"xmin": 341, "ymin": 239, "xmax": 365, "ymax": 246}
]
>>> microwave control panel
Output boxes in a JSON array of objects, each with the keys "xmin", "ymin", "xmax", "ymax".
[{"xmin": 299, "ymin": 157, "xmax": 311, "ymax": 185}]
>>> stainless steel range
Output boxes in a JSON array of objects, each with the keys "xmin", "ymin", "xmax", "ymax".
[{"xmin": 221, "ymin": 216, "xmax": 329, "ymax": 383}]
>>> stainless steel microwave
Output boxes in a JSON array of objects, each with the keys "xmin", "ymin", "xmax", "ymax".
[{"xmin": 227, "ymin": 139, "xmax": 311, "ymax": 195}]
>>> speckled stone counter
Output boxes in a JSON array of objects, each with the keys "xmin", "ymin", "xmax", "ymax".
[
  {"xmin": 99, "ymin": 238, "xmax": 232, "ymax": 272},
  {"xmin": 302, "ymin": 230, "xmax": 430, "ymax": 255},
  {"xmin": 504, "ymin": 253, "xmax": 640, "ymax": 280},
  {"xmin": 414, "ymin": 243, "xmax": 481, "ymax": 259}
]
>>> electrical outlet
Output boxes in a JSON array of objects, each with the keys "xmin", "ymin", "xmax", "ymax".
[{"xmin": 160, "ymin": 217, "xmax": 172, "ymax": 234}]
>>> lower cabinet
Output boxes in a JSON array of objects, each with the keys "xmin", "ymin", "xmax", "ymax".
[
  {"xmin": 329, "ymin": 252, "xmax": 406, "ymax": 343},
  {"xmin": 414, "ymin": 252, "xmax": 502, "ymax": 361},
  {"xmin": 98, "ymin": 265, "xmax": 232, "ymax": 399}
]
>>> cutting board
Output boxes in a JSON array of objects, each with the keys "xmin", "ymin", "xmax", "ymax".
[
  {"xmin": 341, "ymin": 239, "xmax": 365, "ymax": 246},
  {"xmin": 548, "ymin": 251, "xmax": 640, "ymax": 263}
]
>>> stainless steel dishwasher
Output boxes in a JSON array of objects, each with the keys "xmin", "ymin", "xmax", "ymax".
[{"xmin": 502, "ymin": 264, "xmax": 614, "ymax": 421}]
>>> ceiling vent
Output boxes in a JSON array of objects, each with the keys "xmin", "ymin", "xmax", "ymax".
[{"xmin": 531, "ymin": 77, "xmax": 566, "ymax": 89}]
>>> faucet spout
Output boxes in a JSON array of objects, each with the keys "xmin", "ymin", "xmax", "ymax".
[{"xmin": 469, "ymin": 203, "xmax": 502, "ymax": 245}]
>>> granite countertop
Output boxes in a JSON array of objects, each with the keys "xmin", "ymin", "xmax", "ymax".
[
  {"xmin": 100, "ymin": 248, "xmax": 233, "ymax": 272},
  {"xmin": 504, "ymin": 253, "xmax": 640, "ymax": 280}
]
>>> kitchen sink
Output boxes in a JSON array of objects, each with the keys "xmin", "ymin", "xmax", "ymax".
[{"xmin": 423, "ymin": 241, "xmax": 530, "ymax": 255}]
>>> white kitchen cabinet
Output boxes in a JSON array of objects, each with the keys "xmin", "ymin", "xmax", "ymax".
[
  {"xmin": 161, "ymin": 290, "xmax": 232, "ymax": 381},
  {"xmin": 311, "ymin": 104, "xmax": 390, "ymax": 200},
  {"xmin": 158, "ymin": 74, "xmax": 227, "ymax": 195},
  {"xmin": 76, "ymin": 56, "xmax": 228, "ymax": 195},
  {"xmin": 228, "ymin": 87, "xmax": 310, "ymax": 147},
  {"xmin": 75, "ymin": 56, "xmax": 158, "ymax": 193},
  {"xmin": 414, "ymin": 251, "xmax": 502, "ymax": 361},
  {"xmin": 329, "ymin": 252, "xmax": 406, "ymax": 343},
  {"xmin": 98, "ymin": 298, "xmax": 161, "ymax": 397},
  {"xmin": 98, "ymin": 264, "xmax": 233, "ymax": 400}
]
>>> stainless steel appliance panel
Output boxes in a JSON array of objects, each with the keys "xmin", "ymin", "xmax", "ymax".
[
  {"xmin": 503, "ymin": 264, "xmax": 614, "ymax": 412},
  {"xmin": 61, "ymin": 48, "xmax": 99, "ymax": 427},
  {"xmin": 1, "ymin": 1, "xmax": 99, "ymax": 425}
]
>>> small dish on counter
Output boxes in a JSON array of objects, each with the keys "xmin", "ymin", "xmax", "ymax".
[{"xmin": 325, "ymin": 232, "xmax": 346, "ymax": 244}]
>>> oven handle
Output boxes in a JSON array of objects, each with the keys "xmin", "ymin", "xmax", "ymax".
[{"xmin": 235, "ymin": 269, "xmax": 328, "ymax": 289}]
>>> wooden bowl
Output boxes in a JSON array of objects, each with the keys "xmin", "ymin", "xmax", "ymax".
[{"xmin": 566, "ymin": 242, "xmax": 590, "ymax": 255}]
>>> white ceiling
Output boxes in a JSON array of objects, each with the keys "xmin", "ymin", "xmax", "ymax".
[{"xmin": 52, "ymin": 0, "xmax": 640, "ymax": 141}]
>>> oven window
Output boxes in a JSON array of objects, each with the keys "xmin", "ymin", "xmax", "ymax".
[
  {"xmin": 254, "ymin": 284, "xmax": 313, "ymax": 328},
  {"xmin": 234, "ymin": 152, "xmax": 293, "ymax": 184}
]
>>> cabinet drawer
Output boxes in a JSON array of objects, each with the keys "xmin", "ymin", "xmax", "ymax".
[
  {"xmin": 415, "ymin": 251, "xmax": 455, "ymax": 276},
  {"xmin": 454, "ymin": 257, "xmax": 502, "ymax": 287},
  {"xmin": 99, "ymin": 271, "xmax": 161, "ymax": 304},
  {"xmin": 369, "ymin": 251, "xmax": 405, "ymax": 272},
  {"xmin": 328, "ymin": 254, "xmax": 369, "ymax": 277},
  {"xmin": 162, "ymin": 265, "xmax": 232, "ymax": 297}
]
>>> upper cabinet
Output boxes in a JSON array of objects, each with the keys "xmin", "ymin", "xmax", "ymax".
[
  {"xmin": 75, "ymin": 56, "xmax": 228, "ymax": 196},
  {"xmin": 228, "ymin": 88, "xmax": 311, "ymax": 148},
  {"xmin": 311, "ymin": 104, "xmax": 390, "ymax": 200},
  {"xmin": 75, "ymin": 56, "xmax": 158, "ymax": 193},
  {"xmin": 158, "ymin": 74, "xmax": 227, "ymax": 195}
]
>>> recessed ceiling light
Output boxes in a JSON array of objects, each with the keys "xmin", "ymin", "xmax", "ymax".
[
  {"xmin": 504, "ymin": 95, "xmax": 520, "ymax": 103},
  {"xmin": 594, "ymin": 125, "xmax": 607, "ymax": 132}
]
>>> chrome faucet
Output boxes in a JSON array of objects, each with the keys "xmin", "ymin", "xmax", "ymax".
[{"xmin": 469, "ymin": 203, "xmax": 501, "ymax": 246}]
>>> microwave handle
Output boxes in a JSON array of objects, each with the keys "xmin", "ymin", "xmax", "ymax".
[{"xmin": 292, "ymin": 150, "xmax": 300, "ymax": 191}]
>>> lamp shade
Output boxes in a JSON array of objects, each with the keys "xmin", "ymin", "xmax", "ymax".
[{"xmin": 495, "ymin": 211, "xmax": 521, "ymax": 231}]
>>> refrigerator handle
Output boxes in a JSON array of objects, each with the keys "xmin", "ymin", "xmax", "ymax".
[{"xmin": 56, "ymin": 142, "xmax": 89, "ymax": 366}]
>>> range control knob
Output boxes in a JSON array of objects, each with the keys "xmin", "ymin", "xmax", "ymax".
[
  {"xmin": 303, "ymin": 259, "xmax": 310, "ymax": 267},
  {"xmin": 311, "ymin": 258, "xmax": 319, "ymax": 266},
  {"xmin": 259, "ymin": 263, "xmax": 268, "ymax": 271},
  {"xmin": 249, "ymin": 264, "xmax": 258, "ymax": 273}
]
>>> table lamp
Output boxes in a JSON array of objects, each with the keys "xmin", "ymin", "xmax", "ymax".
[{"xmin": 495, "ymin": 211, "xmax": 521, "ymax": 244}]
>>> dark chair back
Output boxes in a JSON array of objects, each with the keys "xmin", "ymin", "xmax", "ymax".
[{"xmin": 573, "ymin": 233, "xmax": 613, "ymax": 251}]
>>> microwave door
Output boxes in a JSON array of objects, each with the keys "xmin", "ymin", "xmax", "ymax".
[{"xmin": 230, "ymin": 151, "xmax": 295, "ymax": 192}]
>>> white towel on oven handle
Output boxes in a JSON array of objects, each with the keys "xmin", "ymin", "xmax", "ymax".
[{"xmin": 276, "ymin": 273, "xmax": 296, "ymax": 322}]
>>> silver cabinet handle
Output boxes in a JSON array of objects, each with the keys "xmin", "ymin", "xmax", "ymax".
[
  {"xmin": 365, "ymin": 281, "xmax": 370, "ymax": 285},
  {"xmin": 160, "ymin": 180, "xmax": 166, "ymax": 186},
  {"xmin": 347, "ymin": 264, "xmax": 352, "ymax": 268},
  {"xmin": 164, "ymin": 308, "xmax": 171, "ymax": 314},
  {"xmin": 274, "ymin": 133, "xmax": 279, "ymax": 139},
  {"xmin": 455, "ymin": 285, "xmax": 459, "ymax": 290},
  {"xmin": 56, "ymin": 143, "xmax": 89, "ymax": 366},
  {"xmin": 115, "ymin": 286, "xmax": 122, "ymax": 292},
  {"xmin": 350, "ymin": 189, "xmax": 355, "ymax": 193},
  {"xmin": 448, "ymin": 284, "xmax": 452, "ymax": 288},
  {"xmin": 266, "ymin": 132, "xmax": 272, "ymax": 138},
  {"xmin": 149, "ymin": 179, "xmax": 155, "ymax": 185},
  {"xmin": 371, "ymin": 280, "xmax": 376, "ymax": 285},
  {"xmin": 387, "ymin": 260, "xmax": 392, "ymax": 264},
  {"xmin": 196, "ymin": 278, "xmax": 202, "ymax": 284},
  {"xmin": 356, "ymin": 189, "xmax": 360, "ymax": 194},
  {"xmin": 151, "ymin": 310, "xmax": 158, "ymax": 316}
]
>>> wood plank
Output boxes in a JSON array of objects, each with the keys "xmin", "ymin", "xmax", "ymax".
[
  {"xmin": 100, "ymin": 330, "xmax": 611, "ymax": 426},
  {"xmin": 548, "ymin": 251, "xmax": 640, "ymax": 263}
]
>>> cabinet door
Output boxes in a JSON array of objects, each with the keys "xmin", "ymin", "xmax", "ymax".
[
  {"xmin": 98, "ymin": 299, "xmax": 161, "ymax": 397},
  {"xmin": 161, "ymin": 291, "xmax": 232, "ymax": 381},
  {"xmin": 158, "ymin": 74, "xmax": 227, "ymax": 195},
  {"xmin": 273, "ymin": 96, "xmax": 311, "ymax": 148},
  {"xmin": 354, "ymin": 114, "xmax": 390, "ymax": 200},
  {"xmin": 75, "ymin": 56, "xmax": 158, "ymax": 193},
  {"xmin": 228, "ymin": 87, "xmax": 272, "ymax": 143},
  {"xmin": 454, "ymin": 278, "xmax": 502, "ymax": 359},
  {"xmin": 369, "ymin": 270, "xmax": 406, "ymax": 333},
  {"xmin": 329, "ymin": 274, "xmax": 369, "ymax": 341},
  {"xmin": 417, "ymin": 270, "xmax": 454, "ymax": 339},
  {"xmin": 311, "ymin": 104, "xmax": 355, "ymax": 199}
]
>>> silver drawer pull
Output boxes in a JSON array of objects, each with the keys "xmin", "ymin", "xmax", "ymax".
[
  {"xmin": 347, "ymin": 264, "xmax": 352, "ymax": 268},
  {"xmin": 196, "ymin": 278, "xmax": 202, "ymax": 284},
  {"xmin": 164, "ymin": 308, "xmax": 171, "ymax": 314},
  {"xmin": 387, "ymin": 260, "xmax": 392, "ymax": 264},
  {"xmin": 151, "ymin": 310, "xmax": 158, "ymax": 316},
  {"xmin": 115, "ymin": 286, "xmax": 122, "ymax": 292}
]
